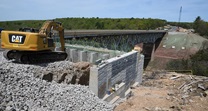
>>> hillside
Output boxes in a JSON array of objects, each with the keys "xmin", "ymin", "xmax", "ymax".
[{"xmin": 148, "ymin": 32, "xmax": 208, "ymax": 70}]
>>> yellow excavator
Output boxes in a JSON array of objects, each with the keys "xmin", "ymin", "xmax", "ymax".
[{"xmin": 1, "ymin": 21, "xmax": 67, "ymax": 63}]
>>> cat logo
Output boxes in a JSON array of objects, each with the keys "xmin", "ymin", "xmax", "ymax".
[
  {"xmin": 9, "ymin": 34, "xmax": 26, "ymax": 44},
  {"xmin": 12, "ymin": 35, "xmax": 23, "ymax": 43}
]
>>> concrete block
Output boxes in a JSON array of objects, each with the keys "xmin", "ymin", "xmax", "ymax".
[
  {"xmin": 89, "ymin": 65, "xmax": 99, "ymax": 96},
  {"xmin": 90, "ymin": 52, "xmax": 98, "ymax": 63},
  {"xmin": 79, "ymin": 51, "xmax": 87, "ymax": 62},
  {"xmin": 102, "ymin": 54, "xmax": 110, "ymax": 60},
  {"xmin": 65, "ymin": 48, "xmax": 71, "ymax": 61},
  {"xmin": 70, "ymin": 49, "xmax": 78, "ymax": 62},
  {"xmin": 136, "ymin": 54, "xmax": 144, "ymax": 84}
]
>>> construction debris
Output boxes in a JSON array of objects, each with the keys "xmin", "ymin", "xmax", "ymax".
[{"xmin": 115, "ymin": 71, "xmax": 208, "ymax": 111}]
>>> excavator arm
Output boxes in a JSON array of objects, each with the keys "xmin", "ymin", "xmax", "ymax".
[{"xmin": 39, "ymin": 21, "xmax": 65, "ymax": 51}]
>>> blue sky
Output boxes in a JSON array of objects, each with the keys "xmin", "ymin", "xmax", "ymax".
[{"xmin": 0, "ymin": 0, "xmax": 207, "ymax": 22}]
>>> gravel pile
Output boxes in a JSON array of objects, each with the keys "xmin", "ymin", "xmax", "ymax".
[
  {"xmin": 33, "ymin": 61, "xmax": 91, "ymax": 85},
  {"xmin": 0, "ymin": 51, "xmax": 8, "ymax": 63},
  {"xmin": 0, "ymin": 52, "xmax": 113, "ymax": 111},
  {"xmin": 0, "ymin": 51, "xmax": 91, "ymax": 85}
]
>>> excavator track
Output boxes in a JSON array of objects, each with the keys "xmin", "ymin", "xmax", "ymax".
[{"xmin": 3, "ymin": 50, "xmax": 67, "ymax": 64}]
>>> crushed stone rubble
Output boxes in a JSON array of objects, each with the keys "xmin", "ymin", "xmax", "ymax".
[{"xmin": 0, "ymin": 52, "xmax": 113, "ymax": 111}]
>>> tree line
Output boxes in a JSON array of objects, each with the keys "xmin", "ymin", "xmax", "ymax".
[{"xmin": 0, "ymin": 17, "xmax": 167, "ymax": 30}]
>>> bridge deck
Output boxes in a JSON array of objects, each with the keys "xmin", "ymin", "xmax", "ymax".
[{"xmin": 64, "ymin": 30, "xmax": 167, "ymax": 38}]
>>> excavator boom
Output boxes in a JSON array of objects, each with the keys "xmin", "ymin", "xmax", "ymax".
[{"xmin": 39, "ymin": 21, "xmax": 65, "ymax": 51}]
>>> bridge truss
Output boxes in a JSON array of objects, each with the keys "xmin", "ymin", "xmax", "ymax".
[{"xmin": 64, "ymin": 30, "xmax": 167, "ymax": 52}]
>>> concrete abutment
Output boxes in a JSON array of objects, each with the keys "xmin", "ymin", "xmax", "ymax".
[{"xmin": 65, "ymin": 46, "xmax": 144, "ymax": 103}]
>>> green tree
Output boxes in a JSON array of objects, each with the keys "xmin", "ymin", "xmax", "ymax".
[
  {"xmin": 166, "ymin": 48, "xmax": 208, "ymax": 77},
  {"xmin": 190, "ymin": 49, "xmax": 208, "ymax": 76},
  {"xmin": 193, "ymin": 16, "xmax": 208, "ymax": 36},
  {"xmin": 95, "ymin": 22, "xmax": 104, "ymax": 29}
]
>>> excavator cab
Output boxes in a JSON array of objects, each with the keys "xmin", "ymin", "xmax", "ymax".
[
  {"xmin": 19, "ymin": 27, "xmax": 39, "ymax": 33},
  {"xmin": 1, "ymin": 21, "xmax": 67, "ymax": 63}
]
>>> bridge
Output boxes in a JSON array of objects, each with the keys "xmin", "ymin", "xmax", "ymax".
[
  {"xmin": 61, "ymin": 30, "xmax": 167, "ymax": 68},
  {"xmin": 0, "ymin": 29, "xmax": 167, "ymax": 67},
  {"xmin": 64, "ymin": 30, "xmax": 167, "ymax": 50}
]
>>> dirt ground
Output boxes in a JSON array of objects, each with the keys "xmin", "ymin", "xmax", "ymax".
[{"xmin": 114, "ymin": 71, "xmax": 208, "ymax": 111}]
